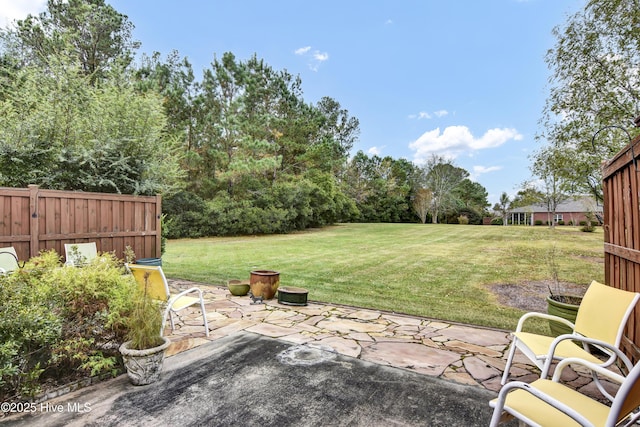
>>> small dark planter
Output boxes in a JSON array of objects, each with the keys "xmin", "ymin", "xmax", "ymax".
[
  {"xmin": 278, "ymin": 286, "xmax": 309, "ymax": 306},
  {"xmin": 546, "ymin": 295, "xmax": 582, "ymax": 336}
]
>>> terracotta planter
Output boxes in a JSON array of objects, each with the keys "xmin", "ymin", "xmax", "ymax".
[
  {"xmin": 546, "ymin": 295, "xmax": 582, "ymax": 337},
  {"xmin": 119, "ymin": 336, "xmax": 171, "ymax": 385},
  {"xmin": 249, "ymin": 270, "xmax": 280, "ymax": 300}
]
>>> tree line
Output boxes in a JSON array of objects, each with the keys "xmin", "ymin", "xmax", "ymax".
[{"xmin": 0, "ymin": 0, "xmax": 493, "ymax": 237}]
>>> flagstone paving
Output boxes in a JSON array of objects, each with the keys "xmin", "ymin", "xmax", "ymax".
[{"xmin": 165, "ymin": 281, "xmax": 615, "ymax": 400}]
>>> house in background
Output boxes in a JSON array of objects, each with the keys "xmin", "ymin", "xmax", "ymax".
[{"xmin": 507, "ymin": 196, "xmax": 602, "ymax": 226}]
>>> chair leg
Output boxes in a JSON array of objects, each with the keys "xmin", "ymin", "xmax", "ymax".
[
  {"xmin": 501, "ymin": 338, "xmax": 518, "ymax": 385},
  {"xmin": 200, "ymin": 298, "xmax": 209, "ymax": 337}
]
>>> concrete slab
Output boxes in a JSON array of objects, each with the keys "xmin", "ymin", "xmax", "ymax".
[{"xmin": 1, "ymin": 333, "xmax": 509, "ymax": 427}]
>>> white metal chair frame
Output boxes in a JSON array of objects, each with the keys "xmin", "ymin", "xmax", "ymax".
[
  {"xmin": 125, "ymin": 264, "xmax": 210, "ymax": 337},
  {"xmin": 501, "ymin": 280, "xmax": 640, "ymax": 400},
  {"xmin": 0, "ymin": 247, "xmax": 22, "ymax": 274},
  {"xmin": 490, "ymin": 355, "xmax": 640, "ymax": 427}
]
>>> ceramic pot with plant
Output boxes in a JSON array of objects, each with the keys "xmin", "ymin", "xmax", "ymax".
[
  {"xmin": 119, "ymin": 271, "xmax": 170, "ymax": 385},
  {"xmin": 545, "ymin": 244, "xmax": 584, "ymax": 336}
]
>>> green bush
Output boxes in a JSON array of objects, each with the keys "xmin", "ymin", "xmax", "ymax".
[
  {"xmin": 0, "ymin": 251, "xmax": 137, "ymax": 401},
  {"xmin": 557, "ymin": 220, "xmax": 565, "ymax": 225},
  {"xmin": 534, "ymin": 220, "xmax": 543, "ymax": 226},
  {"xmin": 458, "ymin": 215, "xmax": 469, "ymax": 225}
]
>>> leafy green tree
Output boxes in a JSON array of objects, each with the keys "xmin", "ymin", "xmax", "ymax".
[
  {"xmin": 422, "ymin": 155, "xmax": 468, "ymax": 224},
  {"xmin": 531, "ymin": 145, "xmax": 572, "ymax": 228},
  {"xmin": 452, "ymin": 179, "xmax": 490, "ymax": 223},
  {"xmin": 493, "ymin": 192, "xmax": 511, "ymax": 226},
  {"xmin": 539, "ymin": 0, "xmax": 640, "ymax": 201},
  {"xmin": 11, "ymin": 0, "xmax": 139, "ymax": 84},
  {"xmin": 0, "ymin": 58, "xmax": 181, "ymax": 194}
]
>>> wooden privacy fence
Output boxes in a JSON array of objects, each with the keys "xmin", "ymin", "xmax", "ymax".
[
  {"xmin": 0, "ymin": 185, "xmax": 161, "ymax": 263},
  {"xmin": 603, "ymin": 132, "xmax": 640, "ymax": 362}
]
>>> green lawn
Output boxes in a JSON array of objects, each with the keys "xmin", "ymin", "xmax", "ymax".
[{"xmin": 161, "ymin": 223, "xmax": 604, "ymax": 331}]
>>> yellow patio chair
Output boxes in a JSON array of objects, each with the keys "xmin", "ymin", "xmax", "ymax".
[
  {"xmin": 0, "ymin": 246, "xmax": 21, "ymax": 274},
  {"xmin": 501, "ymin": 280, "xmax": 640, "ymax": 400},
  {"xmin": 64, "ymin": 242, "xmax": 98, "ymax": 266},
  {"xmin": 125, "ymin": 264, "xmax": 209, "ymax": 337},
  {"xmin": 490, "ymin": 357, "xmax": 640, "ymax": 427}
]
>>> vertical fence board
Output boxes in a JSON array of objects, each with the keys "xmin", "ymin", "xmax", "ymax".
[
  {"xmin": 603, "ymin": 133, "xmax": 640, "ymax": 361},
  {"xmin": 0, "ymin": 186, "xmax": 161, "ymax": 263}
]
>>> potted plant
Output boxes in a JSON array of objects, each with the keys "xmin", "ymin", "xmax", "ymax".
[
  {"xmin": 119, "ymin": 270, "xmax": 170, "ymax": 385},
  {"xmin": 545, "ymin": 245, "xmax": 584, "ymax": 336}
]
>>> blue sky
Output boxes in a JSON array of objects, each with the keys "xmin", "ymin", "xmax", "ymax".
[{"xmin": 1, "ymin": 0, "xmax": 584, "ymax": 204}]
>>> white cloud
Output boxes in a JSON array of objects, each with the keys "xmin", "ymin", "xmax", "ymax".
[
  {"xmin": 294, "ymin": 46, "xmax": 311, "ymax": 55},
  {"xmin": 313, "ymin": 51, "xmax": 329, "ymax": 61},
  {"xmin": 367, "ymin": 146, "xmax": 383, "ymax": 156},
  {"xmin": 473, "ymin": 165, "xmax": 502, "ymax": 174},
  {"xmin": 295, "ymin": 46, "xmax": 329, "ymax": 71},
  {"xmin": 409, "ymin": 125, "xmax": 522, "ymax": 163},
  {"xmin": 409, "ymin": 109, "xmax": 448, "ymax": 120},
  {"xmin": 0, "ymin": 0, "xmax": 47, "ymax": 28},
  {"xmin": 385, "ymin": 19, "xmax": 394, "ymax": 25},
  {"xmin": 408, "ymin": 111, "xmax": 431, "ymax": 120},
  {"xmin": 469, "ymin": 165, "xmax": 502, "ymax": 181}
]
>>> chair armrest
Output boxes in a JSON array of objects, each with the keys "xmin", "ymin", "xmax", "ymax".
[
  {"xmin": 490, "ymin": 381, "xmax": 594, "ymax": 427},
  {"xmin": 541, "ymin": 335, "xmax": 633, "ymax": 379},
  {"xmin": 168, "ymin": 287, "xmax": 204, "ymax": 304},
  {"xmin": 553, "ymin": 357, "xmax": 626, "ymax": 384},
  {"xmin": 514, "ymin": 311, "xmax": 575, "ymax": 333}
]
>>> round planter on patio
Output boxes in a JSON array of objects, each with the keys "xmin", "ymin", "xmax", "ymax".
[
  {"xmin": 249, "ymin": 270, "xmax": 280, "ymax": 300},
  {"xmin": 277, "ymin": 286, "xmax": 308, "ymax": 306},
  {"xmin": 119, "ymin": 336, "xmax": 171, "ymax": 386},
  {"xmin": 546, "ymin": 295, "xmax": 582, "ymax": 337}
]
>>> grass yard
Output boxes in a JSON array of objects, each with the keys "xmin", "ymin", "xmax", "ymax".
[{"xmin": 161, "ymin": 223, "xmax": 604, "ymax": 331}]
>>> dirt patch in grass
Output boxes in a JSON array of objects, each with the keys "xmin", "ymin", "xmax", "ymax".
[{"xmin": 488, "ymin": 280, "xmax": 587, "ymax": 313}]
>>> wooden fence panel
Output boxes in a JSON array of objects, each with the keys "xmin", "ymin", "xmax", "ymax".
[
  {"xmin": 0, "ymin": 185, "xmax": 161, "ymax": 262},
  {"xmin": 603, "ymin": 133, "xmax": 640, "ymax": 361}
]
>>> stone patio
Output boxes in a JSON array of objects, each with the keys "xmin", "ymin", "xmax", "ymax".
[{"xmin": 164, "ymin": 280, "xmax": 619, "ymax": 400}]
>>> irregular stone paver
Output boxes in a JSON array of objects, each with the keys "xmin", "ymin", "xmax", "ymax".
[
  {"xmin": 315, "ymin": 336, "xmax": 362, "ymax": 358},
  {"xmin": 439, "ymin": 325, "xmax": 510, "ymax": 347},
  {"xmin": 382, "ymin": 314, "xmax": 423, "ymax": 326},
  {"xmin": 463, "ymin": 357, "xmax": 501, "ymax": 381},
  {"xmin": 361, "ymin": 342, "xmax": 460, "ymax": 376},
  {"xmin": 444, "ymin": 340, "xmax": 502, "ymax": 358},
  {"xmin": 347, "ymin": 310, "xmax": 382, "ymax": 321},
  {"xmin": 245, "ymin": 323, "xmax": 300, "ymax": 338},
  {"xmin": 316, "ymin": 317, "xmax": 388, "ymax": 334}
]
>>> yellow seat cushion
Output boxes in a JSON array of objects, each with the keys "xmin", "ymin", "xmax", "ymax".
[
  {"xmin": 491, "ymin": 379, "xmax": 609, "ymax": 427},
  {"xmin": 514, "ymin": 331, "xmax": 604, "ymax": 364}
]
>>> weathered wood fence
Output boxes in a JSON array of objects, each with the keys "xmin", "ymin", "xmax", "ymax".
[
  {"xmin": 0, "ymin": 185, "xmax": 161, "ymax": 262},
  {"xmin": 603, "ymin": 132, "xmax": 640, "ymax": 361}
]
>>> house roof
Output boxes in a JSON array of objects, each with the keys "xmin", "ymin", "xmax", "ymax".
[{"xmin": 509, "ymin": 196, "xmax": 602, "ymax": 213}]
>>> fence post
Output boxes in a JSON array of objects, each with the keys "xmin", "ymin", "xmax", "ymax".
[
  {"xmin": 28, "ymin": 184, "xmax": 39, "ymax": 259},
  {"xmin": 155, "ymin": 194, "xmax": 162, "ymax": 258}
]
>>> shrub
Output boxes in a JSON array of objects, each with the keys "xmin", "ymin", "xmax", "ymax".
[
  {"xmin": 557, "ymin": 220, "xmax": 565, "ymax": 226},
  {"xmin": 491, "ymin": 217, "xmax": 503, "ymax": 225},
  {"xmin": 0, "ymin": 251, "xmax": 137, "ymax": 401},
  {"xmin": 534, "ymin": 220, "xmax": 543, "ymax": 226},
  {"xmin": 458, "ymin": 215, "xmax": 469, "ymax": 225}
]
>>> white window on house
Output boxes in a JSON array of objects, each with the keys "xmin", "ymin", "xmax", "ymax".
[{"xmin": 554, "ymin": 214, "xmax": 563, "ymax": 223}]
